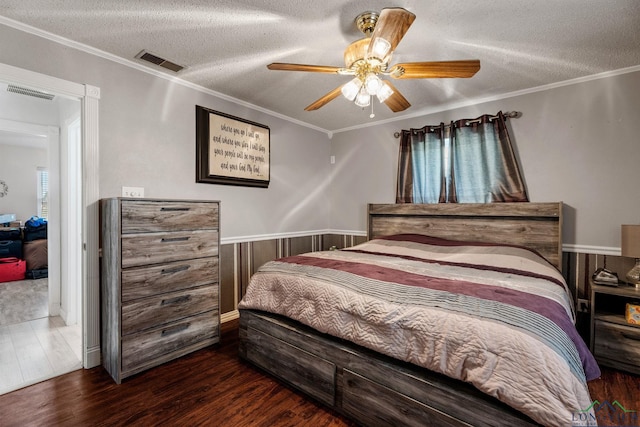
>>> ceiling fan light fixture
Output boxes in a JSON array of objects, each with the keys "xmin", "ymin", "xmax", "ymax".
[
  {"xmin": 364, "ymin": 73, "xmax": 382, "ymax": 95},
  {"xmin": 376, "ymin": 81, "xmax": 394, "ymax": 103},
  {"xmin": 267, "ymin": 8, "xmax": 479, "ymax": 115},
  {"xmin": 354, "ymin": 88, "xmax": 371, "ymax": 107},
  {"xmin": 341, "ymin": 78, "xmax": 362, "ymax": 101}
]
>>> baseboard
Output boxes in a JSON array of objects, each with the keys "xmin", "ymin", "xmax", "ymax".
[
  {"xmin": 59, "ymin": 307, "xmax": 68, "ymax": 324},
  {"xmin": 221, "ymin": 310, "xmax": 239, "ymax": 323},
  {"xmin": 84, "ymin": 345, "xmax": 101, "ymax": 369}
]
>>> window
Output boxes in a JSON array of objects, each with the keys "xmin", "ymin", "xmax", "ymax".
[{"xmin": 37, "ymin": 167, "xmax": 48, "ymax": 219}]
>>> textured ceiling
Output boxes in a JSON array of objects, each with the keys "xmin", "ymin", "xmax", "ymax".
[{"xmin": 1, "ymin": 0, "xmax": 639, "ymax": 133}]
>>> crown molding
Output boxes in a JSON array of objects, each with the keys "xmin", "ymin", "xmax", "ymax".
[{"xmin": 0, "ymin": 16, "xmax": 331, "ymax": 137}]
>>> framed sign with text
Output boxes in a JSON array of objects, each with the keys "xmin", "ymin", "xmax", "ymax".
[{"xmin": 196, "ymin": 105, "xmax": 270, "ymax": 187}]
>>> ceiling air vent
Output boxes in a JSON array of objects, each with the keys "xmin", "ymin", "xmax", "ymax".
[
  {"xmin": 6, "ymin": 84, "xmax": 55, "ymax": 100},
  {"xmin": 135, "ymin": 50, "xmax": 185, "ymax": 73}
]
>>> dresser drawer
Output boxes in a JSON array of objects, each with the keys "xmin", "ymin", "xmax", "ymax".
[
  {"xmin": 121, "ymin": 285, "xmax": 218, "ymax": 335},
  {"xmin": 121, "ymin": 200, "xmax": 219, "ymax": 233},
  {"xmin": 122, "ymin": 257, "xmax": 218, "ymax": 302},
  {"xmin": 121, "ymin": 230, "xmax": 218, "ymax": 268},
  {"xmin": 594, "ymin": 320, "xmax": 640, "ymax": 366},
  {"xmin": 122, "ymin": 311, "xmax": 219, "ymax": 372}
]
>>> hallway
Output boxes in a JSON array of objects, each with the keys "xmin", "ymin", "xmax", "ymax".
[{"xmin": 0, "ymin": 278, "xmax": 81, "ymax": 395}]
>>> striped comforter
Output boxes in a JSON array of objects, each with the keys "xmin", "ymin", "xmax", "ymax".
[{"xmin": 239, "ymin": 234, "xmax": 600, "ymax": 427}]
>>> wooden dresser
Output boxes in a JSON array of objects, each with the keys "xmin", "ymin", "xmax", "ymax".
[{"xmin": 101, "ymin": 198, "xmax": 220, "ymax": 383}]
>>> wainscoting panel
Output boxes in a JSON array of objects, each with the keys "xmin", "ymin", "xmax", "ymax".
[
  {"xmin": 322, "ymin": 234, "xmax": 368, "ymax": 251},
  {"xmin": 219, "ymin": 244, "xmax": 237, "ymax": 315},
  {"xmin": 289, "ymin": 235, "xmax": 315, "ymax": 256},
  {"xmin": 220, "ymin": 233, "xmax": 363, "ymax": 320}
]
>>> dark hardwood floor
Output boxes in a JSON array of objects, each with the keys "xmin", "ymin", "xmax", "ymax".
[
  {"xmin": 587, "ymin": 365, "xmax": 640, "ymax": 413},
  {"xmin": 0, "ymin": 319, "xmax": 638, "ymax": 426},
  {"xmin": 0, "ymin": 319, "xmax": 356, "ymax": 427}
]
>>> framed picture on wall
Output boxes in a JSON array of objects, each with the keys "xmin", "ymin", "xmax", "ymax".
[{"xmin": 196, "ymin": 105, "xmax": 270, "ymax": 187}]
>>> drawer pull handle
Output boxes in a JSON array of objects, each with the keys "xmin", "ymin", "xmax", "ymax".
[
  {"xmin": 161, "ymin": 236, "xmax": 189, "ymax": 243},
  {"xmin": 161, "ymin": 323, "xmax": 190, "ymax": 336},
  {"xmin": 161, "ymin": 207, "xmax": 190, "ymax": 212},
  {"xmin": 621, "ymin": 332, "xmax": 640, "ymax": 341},
  {"xmin": 161, "ymin": 295, "xmax": 191, "ymax": 306},
  {"xmin": 161, "ymin": 265, "xmax": 190, "ymax": 274}
]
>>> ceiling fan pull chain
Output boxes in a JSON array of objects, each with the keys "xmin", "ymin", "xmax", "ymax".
[{"xmin": 370, "ymin": 98, "xmax": 375, "ymax": 118}]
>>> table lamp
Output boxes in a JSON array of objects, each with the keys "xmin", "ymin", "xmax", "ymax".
[{"xmin": 621, "ymin": 224, "xmax": 640, "ymax": 288}]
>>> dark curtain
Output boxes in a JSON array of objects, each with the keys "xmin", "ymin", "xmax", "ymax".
[
  {"xmin": 396, "ymin": 129, "xmax": 414, "ymax": 203},
  {"xmin": 396, "ymin": 124, "xmax": 447, "ymax": 203},
  {"xmin": 396, "ymin": 111, "xmax": 528, "ymax": 203}
]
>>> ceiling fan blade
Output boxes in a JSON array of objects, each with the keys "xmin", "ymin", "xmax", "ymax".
[
  {"xmin": 367, "ymin": 8, "xmax": 416, "ymax": 62},
  {"xmin": 305, "ymin": 85, "xmax": 345, "ymax": 111},
  {"xmin": 267, "ymin": 63, "xmax": 343, "ymax": 74},
  {"xmin": 382, "ymin": 81, "xmax": 410, "ymax": 112},
  {"xmin": 389, "ymin": 60, "xmax": 481, "ymax": 79}
]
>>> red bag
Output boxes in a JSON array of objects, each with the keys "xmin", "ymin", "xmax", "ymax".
[{"xmin": 0, "ymin": 257, "xmax": 26, "ymax": 283}]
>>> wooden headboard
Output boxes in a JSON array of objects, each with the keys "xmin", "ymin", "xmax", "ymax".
[{"xmin": 368, "ymin": 202, "xmax": 563, "ymax": 269}]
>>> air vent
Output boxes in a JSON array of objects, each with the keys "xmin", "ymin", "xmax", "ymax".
[
  {"xmin": 6, "ymin": 84, "xmax": 55, "ymax": 100},
  {"xmin": 135, "ymin": 50, "xmax": 185, "ymax": 73}
]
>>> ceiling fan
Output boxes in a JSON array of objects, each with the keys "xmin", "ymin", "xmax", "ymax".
[{"xmin": 267, "ymin": 7, "xmax": 480, "ymax": 114}]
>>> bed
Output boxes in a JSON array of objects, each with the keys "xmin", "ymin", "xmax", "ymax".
[{"xmin": 238, "ymin": 203, "xmax": 599, "ymax": 427}]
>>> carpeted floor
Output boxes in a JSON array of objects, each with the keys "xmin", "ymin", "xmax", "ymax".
[{"xmin": 0, "ymin": 278, "xmax": 48, "ymax": 326}]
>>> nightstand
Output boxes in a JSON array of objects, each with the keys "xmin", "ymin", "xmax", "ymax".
[{"xmin": 590, "ymin": 282, "xmax": 640, "ymax": 374}]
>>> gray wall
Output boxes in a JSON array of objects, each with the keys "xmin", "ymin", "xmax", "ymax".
[
  {"xmin": 0, "ymin": 143, "xmax": 46, "ymax": 221},
  {"xmin": 329, "ymin": 69, "xmax": 640, "ymax": 249},
  {"xmin": 0, "ymin": 23, "xmax": 331, "ymax": 239}
]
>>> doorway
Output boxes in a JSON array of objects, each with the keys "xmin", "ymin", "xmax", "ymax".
[
  {"xmin": 0, "ymin": 86, "xmax": 82, "ymax": 394},
  {"xmin": 0, "ymin": 62, "xmax": 101, "ymax": 388}
]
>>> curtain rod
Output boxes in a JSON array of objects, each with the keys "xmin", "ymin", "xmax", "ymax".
[{"xmin": 393, "ymin": 111, "xmax": 521, "ymax": 138}]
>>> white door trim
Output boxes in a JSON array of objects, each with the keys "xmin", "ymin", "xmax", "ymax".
[
  {"xmin": 0, "ymin": 62, "xmax": 101, "ymax": 368},
  {"xmin": 46, "ymin": 124, "xmax": 62, "ymax": 317}
]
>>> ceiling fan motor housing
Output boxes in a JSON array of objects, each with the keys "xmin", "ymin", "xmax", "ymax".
[{"xmin": 355, "ymin": 11, "xmax": 379, "ymax": 36}]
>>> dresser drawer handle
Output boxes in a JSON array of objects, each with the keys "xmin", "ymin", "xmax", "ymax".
[
  {"xmin": 161, "ymin": 323, "xmax": 190, "ymax": 336},
  {"xmin": 161, "ymin": 236, "xmax": 189, "ymax": 243},
  {"xmin": 161, "ymin": 265, "xmax": 190, "ymax": 274},
  {"xmin": 161, "ymin": 295, "xmax": 191, "ymax": 306},
  {"xmin": 161, "ymin": 207, "xmax": 190, "ymax": 212},
  {"xmin": 621, "ymin": 332, "xmax": 640, "ymax": 341}
]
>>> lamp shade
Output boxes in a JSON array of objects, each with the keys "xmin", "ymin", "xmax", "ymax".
[
  {"xmin": 354, "ymin": 88, "xmax": 370, "ymax": 107},
  {"xmin": 376, "ymin": 81, "xmax": 394, "ymax": 103},
  {"xmin": 341, "ymin": 78, "xmax": 362, "ymax": 101},
  {"xmin": 364, "ymin": 73, "xmax": 382, "ymax": 95},
  {"xmin": 621, "ymin": 225, "xmax": 640, "ymax": 258},
  {"xmin": 370, "ymin": 37, "xmax": 391, "ymax": 60}
]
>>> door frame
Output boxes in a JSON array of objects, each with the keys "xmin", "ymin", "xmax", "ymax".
[{"xmin": 0, "ymin": 62, "xmax": 101, "ymax": 368}]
